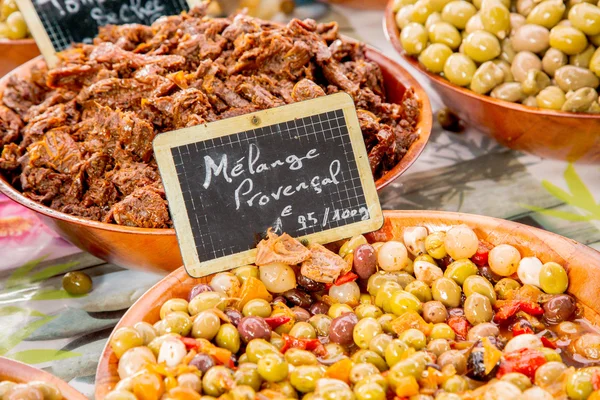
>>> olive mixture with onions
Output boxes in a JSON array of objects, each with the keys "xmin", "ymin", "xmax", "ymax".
[
  {"xmin": 0, "ymin": 0, "xmax": 29, "ymax": 40},
  {"xmin": 393, "ymin": 0, "xmax": 600, "ymax": 113},
  {"xmin": 107, "ymin": 225, "xmax": 600, "ymax": 400},
  {"xmin": 0, "ymin": 380, "xmax": 63, "ymax": 399}
]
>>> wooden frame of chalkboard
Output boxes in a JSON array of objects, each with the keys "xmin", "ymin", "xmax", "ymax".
[
  {"xmin": 15, "ymin": 0, "xmax": 193, "ymax": 68},
  {"xmin": 154, "ymin": 92, "xmax": 383, "ymax": 278}
]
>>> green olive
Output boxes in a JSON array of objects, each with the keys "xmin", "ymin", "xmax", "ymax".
[
  {"xmin": 570, "ymin": 44, "xmax": 596, "ymax": 68},
  {"xmin": 511, "ymin": 24, "xmax": 550, "ymax": 54},
  {"xmin": 404, "ymin": 280, "xmax": 433, "ymax": 302},
  {"xmin": 427, "ymin": 338, "xmax": 451, "ymax": 357},
  {"xmin": 1, "ymin": 0, "xmax": 18, "ymax": 21},
  {"xmin": 425, "ymin": 231, "xmax": 447, "ymax": 259},
  {"xmin": 285, "ymin": 348, "xmax": 318, "ymax": 366},
  {"xmin": 369, "ymin": 333, "xmax": 393, "ymax": 357},
  {"xmin": 500, "ymin": 372, "xmax": 533, "ymax": 391},
  {"xmin": 494, "ymin": 278, "xmax": 521, "ymax": 299},
  {"xmin": 5, "ymin": 11, "xmax": 27, "ymax": 40},
  {"xmin": 511, "ymin": 51, "xmax": 542, "ymax": 82},
  {"xmin": 411, "ymin": 0, "xmax": 436, "ymax": 23},
  {"xmin": 245, "ymin": 339, "xmax": 279, "ymax": 363},
  {"xmin": 426, "ymin": 12, "xmax": 443, "ymax": 32},
  {"xmin": 480, "ymin": 0, "xmax": 511, "ymax": 39},
  {"xmin": 349, "ymin": 363, "xmax": 381, "ymax": 385},
  {"xmin": 243, "ymin": 299, "xmax": 272, "ymax": 318},
  {"xmin": 385, "ymin": 339, "xmax": 411, "ymax": 367},
  {"xmin": 189, "ymin": 292, "xmax": 226, "ymax": 315},
  {"xmin": 355, "ymin": 303, "xmax": 384, "ymax": 319},
  {"xmin": 215, "ymin": 323, "xmax": 241, "ymax": 353},
  {"xmin": 522, "ymin": 69, "xmax": 551, "ymax": 95},
  {"xmin": 192, "ymin": 310, "xmax": 221, "ymax": 339},
  {"xmin": 442, "ymin": 375, "xmax": 468, "ymax": 393},
  {"xmin": 329, "ymin": 303, "xmax": 354, "ymax": 318},
  {"xmin": 390, "ymin": 290, "xmax": 423, "ymax": 316},
  {"xmin": 534, "ymin": 361, "xmax": 568, "ymax": 388},
  {"xmin": 537, "ymin": 85, "xmax": 567, "ymax": 109},
  {"xmin": 543, "ymin": 48, "xmax": 569, "ymax": 76},
  {"xmin": 510, "ymin": 12, "xmax": 526, "ymax": 36},
  {"xmin": 465, "ymin": 13, "xmax": 484, "ymax": 34},
  {"xmin": 430, "ymin": 323, "xmax": 456, "ymax": 340},
  {"xmin": 555, "ymin": 65, "xmax": 600, "ymax": 91},
  {"xmin": 401, "ymin": 22, "xmax": 428, "ymax": 55},
  {"xmin": 396, "ymin": 5, "xmax": 416, "ymax": 29},
  {"xmin": 463, "ymin": 275, "xmax": 497, "ymax": 305},
  {"xmin": 234, "ymin": 265, "xmax": 259, "ymax": 283},
  {"xmin": 539, "ymin": 262, "xmax": 569, "ymax": 294},
  {"xmin": 375, "ymin": 281, "xmax": 402, "ymax": 313},
  {"xmin": 353, "ymin": 317, "xmax": 383, "ymax": 349},
  {"xmin": 388, "ymin": 353, "xmax": 426, "ymax": 381},
  {"xmin": 109, "ymin": 327, "xmax": 143, "ymax": 358},
  {"xmin": 393, "ymin": 0, "xmax": 417, "ymax": 11},
  {"xmin": 432, "ymin": 277, "xmax": 462, "ymax": 307},
  {"xmin": 353, "ymin": 381, "xmax": 386, "ymax": 400},
  {"xmin": 309, "ymin": 314, "xmax": 332, "ymax": 336},
  {"xmin": 527, "ymin": 0, "xmax": 566, "ymax": 28},
  {"xmin": 490, "ymin": 82, "xmax": 527, "ymax": 102},
  {"xmin": 352, "ymin": 349, "xmax": 388, "ymax": 372},
  {"xmin": 566, "ymin": 370, "xmax": 594, "ymax": 400},
  {"xmin": 444, "ymin": 259, "xmax": 478, "ymax": 285},
  {"xmin": 62, "ymin": 271, "xmax": 93, "ymax": 295},
  {"xmin": 441, "ymin": 0, "xmax": 477, "ymax": 29},
  {"xmin": 561, "ymin": 87, "xmax": 599, "ymax": 111},
  {"xmin": 133, "ymin": 322, "xmax": 157, "ymax": 345},
  {"xmin": 569, "ymin": 3, "xmax": 600, "ymax": 35},
  {"xmin": 444, "ymin": 53, "xmax": 477, "ymax": 86},
  {"xmin": 160, "ymin": 298, "xmax": 189, "ymax": 319},
  {"xmin": 463, "ymin": 30, "xmax": 502, "ymax": 63},
  {"xmin": 257, "ymin": 353, "xmax": 288, "ymax": 382},
  {"xmin": 289, "ymin": 322, "xmax": 317, "ymax": 339},
  {"xmin": 162, "ymin": 310, "xmax": 192, "ymax": 336},
  {"xmin": 398, "ymin": 328, "xmax": 427, "ymax": 350},
  {"xmin": 501, "ymin": 37, "xmax": 517, "ymax": 63},
  {"xmin": 203, "ymin": 366, "xmax": 234, "ymax": 397},
  {"xmin": 540, "ymin": 347, "xmax": 563, "ymax": 362},
  {"xmin": 464, "ymin": 293, "xmax": 493, "ymax": 325},
  {"xmin": 428, "ymin": 21, "xmax": 462, "ymax": 49},
  {"xmin": 549, "ymin": 25, "xmax": 589, "ymax": 55},
  {"xmin": 0, "ymin": 22, "xmax": 9, "ymax": 39},
  {"xmin": 378, "ymin": 314, "xmax": 396, "ymax": 334},
  {"xmin": 493, "ymin": 59, "xmax": 514, "ymax": 82},
  {"xmin": 430, "ymin": 0, "xmax": 453, "ymax": 12},
  {"xmin": 419, "ymin": 43, "xmax": 452, "ymax": 74},
  {"xmin": 471, "ymin": 61, "xmax": 506, "ymax": 94}
]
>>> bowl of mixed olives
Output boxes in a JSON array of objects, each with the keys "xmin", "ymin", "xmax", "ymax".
[
  {"xmin": 384, "ymin": 0, "xmax": 600, "ymax": 163},
  {"xmin": 0, "ymin": 356, "xmax": 87, "ymax": 399},
  {"xmin": 0, "ymin": 0, "xmax": 38, "ymax": 77},
  {"xmin": 95, "ymin": 210, "xmax": 600, "ymax": 400}
]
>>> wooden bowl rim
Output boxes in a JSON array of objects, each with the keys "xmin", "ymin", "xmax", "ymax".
[
  {"xmin": 383, "ymin": 1, "xmax": 600, "ymax": 121},
  {"xmin": 0, "ymin": 45, "xmax": 431, "ymax": 234},
  {"xmin": 94, "ymin": 209, "xmax": 600, "ymax": 398},
  {"xmin": 0, "ymin": 357, "xmax": 87, "ymax": 400}
]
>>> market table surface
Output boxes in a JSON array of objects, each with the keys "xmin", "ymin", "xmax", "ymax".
[{"xmin": 1, "ymin": 3, "xmax": 599, "ymax": 399}]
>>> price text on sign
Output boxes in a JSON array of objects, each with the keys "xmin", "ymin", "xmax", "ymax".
[
  {"xmin": 15, "ymin": 0, "xmax": 189, "ymax": 67},
  {"xmin": 154, "ymin": 93, "xmax": 383, "ymax": 278}
]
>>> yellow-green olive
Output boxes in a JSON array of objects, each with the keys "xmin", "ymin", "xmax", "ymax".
[
  {"xmin": 527, "ymin": 0, "xmax": 566, "ymax": 28},
  {"xmin": 562, "ymin": 87, "xmax": 599, "ymax": 111},
  {"xmin": 490, "ymin": 82, "xmax": 527, "ymax": 102},
  {"xmin": 441, "ymin": 0, "xmax": 477, "ymax": 29},
  {"xmin": 444, "ymin": 53, "xmax": 477, "ymax": 86},
  {"xmin": 429, "ymin": 21, "xmax": 463, "ymax": 49},
  {"xmin": 510, "ymin": 13, "xmax": 526, "ymax": 36},
  {"xmin": 568, "ymin": 3, "xmax": 600, "ymax": 35},
  {"xmin": 554, "ymin": 65, "xmax": 600, "ymax": 91},
  {"xmin": 549, "ymin": 25, "xmax": 589, "ymax": 55},
  {"xmin": 480, "ymin": 0, "xmax": 511, "ymax": 39},
  {"xmin": 570, "ymin": 44, "xmax": 596, "ymax": 68},
  {"xmin": 501, "ymin": 38, "xmax": 516, "ymax": 63},
  {"xmin": 591, "ymin": 47, "xmax": 600, "ymax": 76},
  {"xmin": 396, "ymin": 5, "xmax": 415, "ymax": 29},
  {"xmin": 542, "ymin": 48, "xmax": 569, "ymax": 76},
  {"xmin": 401, "ymin": 22, "xmax": 428, "ymax": 55},
  {"xmin": 464, "ymin": 293, "xmax": 493, "ymax": 325},
  {"xmin": 419, "ymin": 43, "xmax": 454, "ymax": 73},
  {"xmin": 411, "ymin": 0, "xmax": 436, "ymax": 24},
  {"xmin": 536, "ymin": 86, "xmax": 567, "ymax": 109},
  {"xmin": 522, "ymin": 69, "xmax": 551, "ymax": 95},
  {"xmin": 493, "ymin": 59, "xmax": 514, "ymax": 82},
  {"xmin": 465, "ymin": 13, "xmax": 484, "ymax": 34},
  {"xmin": 425, "ymin": 12, "xmax": 443, "ymax": 32},
  {"xmin": 392, "ymin": 0, "xmax": 417, "ymax": 11},
  {"xmin": 463, "ymin": 30, "xmax": 502, "ymax": 62}
]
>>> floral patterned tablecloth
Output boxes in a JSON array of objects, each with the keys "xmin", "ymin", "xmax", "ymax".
[{"xmin": 1, "ymin": 4, "xmax": 599, "ymax": 398}]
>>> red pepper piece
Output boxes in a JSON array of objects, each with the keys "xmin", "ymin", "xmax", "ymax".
[
  {"xmin": 519, "ymin": 301, "xmax": 544, "ymax": 316},
  {"xmin": 511, "ymin": 320, "xmax": 534, "ymax": 336},
  {"xmin": 447, "ymin": 316, "xmax": 471, "ymax": 341},
  {"xmin": 280, "ymin": 334, "xmax": 327, "ymax": 356},
  {"xmin": 494, "ymin": 302, "xmax": 521, "ymax": 323},
  {"xmin": 497, "ymin": 348, "xmax": 547, "ymax": 380},
  {"xmin": 472, "ymin": 240, "xmax": 493, "ymax": 266},
  {"xmin": 180, "ymin": 337, "xmax": 200, "ymax": 349},
  {"xmin": 264, "ymin": 315, "xmax": 291, "ymax": 330},
  {"xmin": 335, "ymin": 272, "xmax": 359, "ymax": 286},
  {"xmin": 541, "ymin": 336, "xmax": 558, "ymax": 349}
]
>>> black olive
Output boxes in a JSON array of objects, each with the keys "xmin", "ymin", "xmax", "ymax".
[
  {"xmin": 283, "ymin": 288, "xmax": 312, "ymax": 308},
  {"xmin": 467, "ymin": 350, "xmax": 497, "ymax": 381},
  {"xmin": 297, "ymin": 275, "xmax": 325, "ymax": 292},
  {"xmin": 543, "ymin": 294, "xmax": 576, "ymax": 324},
  {"xmin": 479, "ymin": 265, "xmax": 502, "ymax": 284}
]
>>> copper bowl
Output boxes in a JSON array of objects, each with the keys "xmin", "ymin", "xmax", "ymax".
[
  {"xmin": 384, "ymin": 1, "xmax": 600, "ymax": 163},
  {"xmin": 95, "ymin": 209, "xmax": 600, "ymax": 398},
  {"xmin": 0, "ymin": 357, "xmax": 87, "ymax": 400},
  {"xmin": 0, "ymin": 48, "xmax": 432, "ymax": 273},
  {"xmin": 0, "ymin": 38, "xmax": 39, "ymax": 78}
]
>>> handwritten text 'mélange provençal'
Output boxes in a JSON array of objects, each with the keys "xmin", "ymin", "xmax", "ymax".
[{"xmin": 201, "ymin": 143, "xmax": 342, "ymax": 212}]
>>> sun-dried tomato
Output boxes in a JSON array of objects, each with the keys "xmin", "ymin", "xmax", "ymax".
[
  {"xmin": 494, "ymin": 301, "xmax": 544, "ymax": 323},
  {"xmin": 497, "ymin": 348, "xmax": 547, "ymax": 380},
  {"xmin": 335, "ymin": 271, "xmax": 359, "ymax": 286},
  {"xmin": 541, "ymin": 336, "xmax": 558, "ymax": 349},
  {"xmin": 280, "ymin": 334, "xmax": 327, "ymax": 356},
  {"xmin": 472, "ymin": 240, "xmax": 493, "ymax": 266},
  {"xmin": 264, "ymin": 315, "xmax": 291, "ymax": 329},
  {"xmin": 511, "ymin": 319, "xmax": 534, "ymax": 336},
  {"xmin": 447, "ymin": 316, "xmax": 471, "ymax": 340}
]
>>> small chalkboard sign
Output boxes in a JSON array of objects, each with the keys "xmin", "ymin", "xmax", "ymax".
[
  {"xmin": 154, "ymin": 92, "xmax": 383, "ymax": 278},
  {"xmin": 16, "ymin": 0, "xmax": 191, "ymax": 67}
]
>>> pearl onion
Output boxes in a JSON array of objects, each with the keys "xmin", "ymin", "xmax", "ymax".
[
  {"xmin": 210, "ymin": 272, "xmax": 241, "ymax": 297},
  {"xmin": 377, "ymin": 241, "xmax": 408, "ymax": 271},
  {"xmin": 517, "ymin": 256, "xmax": 543, "ymax": 287},
  {"xmin": 483, "ymin": 381, "xmax": 522, "ymax": 400},
  {"xmin": 404, "ymin": 226, "xmax": 428, "ymax": 256},
  {"xmin": 329, "ymin": 282, "xmax": 361, "ymax": 305},
  {"xmin": 158, "ymin": 337, "xmax": 187, "ymax": 367},
  {"xmin": 414, "ymin": 260, "xmax": 444, "ymax": 286},
  {"xmin": 178, "ymin": 372, "xmax": 202, "ymax": 392},
  {"xmin": 259, "ymin": 263, "xmax": 297, "ymax": 293},
  {"xmin": 521, "ymin": 387, "xmax": 554, "ymax": 400},
  {"xmin": 504, "ymin": 333, "xmax": 543, "ymax": 353},
  {"xmin": 444, "ymin": 225, "xmax": 479, "ymax": 260},
  {"xmin": 489, "ymin": 244, "xmax": 521, "ymax": 276},
  {"xmin": 118, "ymin": 346, "xmax": 156, "ymax": 379}
]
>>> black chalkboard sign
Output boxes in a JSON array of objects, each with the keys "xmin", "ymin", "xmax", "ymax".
[
  {"xmin": 16, "ymin": 0, "xmax": 189, "ymax": 66},
  {"xmin": 154, "ymin": 93, "xmax": 383, "ymax": 277}
]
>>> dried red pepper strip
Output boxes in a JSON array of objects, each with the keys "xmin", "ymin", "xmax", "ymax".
[
  {"xmin": 497, "ymin": 348, "xmax": 546, "ymax": 380},
  {"xmin": 472, "ymin": 240, "xmax": 493, "ymax": 266},
  {"xmin": 180, "ymin": 337, "xmax": 199, "ymax": 350},
  {"xmin": 264, "ymin": 315, "xmax": 291, "ymax": 330},
  {"xmin": 519, "ymin": 301, "xmax": 544, "ymax": 316},
  {"xmin": 447, "ymin": 316, "xmax": 471, "ymax": 340},
  {"xmin": 335, "ymin": 272, "xmax": 359, "ymax": 286},
  {"xmin": 178, "ymin": 337, "xmax": 234, "ymax": 368},
  {"xmin": 494, "ymin": 301, "xmax": 544, "ymax": 323},
  {"xmin": 280, "ymin": 334, "xmax": 327, "ymax": 356},
  {"xmin": 541, "ymin": 336, "xmax": 558, "ymax": 349},
  {"xmin": 511, "ymin": 320, "xmax": 534, "ymax": 336}
]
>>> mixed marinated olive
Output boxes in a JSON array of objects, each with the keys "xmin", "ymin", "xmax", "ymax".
[
  {"xmin": 0, "ymin": 0, "xmax": 29, "ymax": 40},
  {"xmin": 0, "ymin": 380, "xmax": 62, "ymax": 399},
  {"xmin": 393, "ymin": 0, "xmax": 600, "ymax": 113},
  {"xmin": 106, "ymin": 225, "xmax": 600, "ymax": 400}
]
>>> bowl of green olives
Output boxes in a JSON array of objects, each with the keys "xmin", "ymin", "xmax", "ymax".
[
  {"xmin": 0, "ymin": 0, "xmax": 39, "ymax": 77},
  {"xmin": 0, "ymin": 356, "xmax": 87, "ymax": 399},
  {"xmin": 384, "ymin": 0, "xmax": 600, "ymax": 163},
  {"xmin": 95, "ymin": 210, "xmax": 600, "ymax": 400}
]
